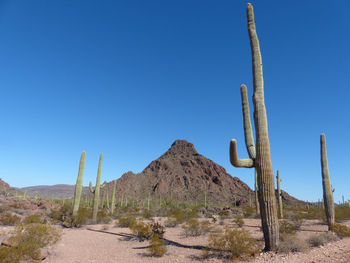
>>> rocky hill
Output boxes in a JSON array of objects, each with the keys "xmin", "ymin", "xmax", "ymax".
[{"xmin": 102, "ymin": 140, "xmax": 255, "ymax": 206}]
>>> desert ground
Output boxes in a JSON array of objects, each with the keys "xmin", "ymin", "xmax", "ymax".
[{"xmin": 38, "ymin": 218, "xmax": 350, "ymax": 263}]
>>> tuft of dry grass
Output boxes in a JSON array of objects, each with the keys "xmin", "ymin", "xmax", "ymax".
[
  {"xmin": 330, "ymin": 223, "xmax": 350, "ymax": 238},
  {"xmin": 307, "ymin": 232, "xmax": 339, "ymax": 247},
  {"xmin": 278, "ymin": 233, "xmax": 309, "ymax": 253},
  {"xmin": 0, "ymin": 213, "xmax": 21, "ymax": 226}
]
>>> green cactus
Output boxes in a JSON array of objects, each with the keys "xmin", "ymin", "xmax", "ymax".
[
  {"xmin": 276, "ymin": 170, "xmax": 283, "ymax": 219},
  {"xmin": 254, "ymin": 170, "xmax": 259, "ymax": 215},
  {"xmin": 320, "ymin": 134, "xmax": 335, "ymax": 229},
  {"xmin": 111, "ymin": 180, "xmax": 116, "ymax": 214},
  {"xmin": 89, "ymin": 153, "xmax": 105, "ymax": 223},
  {"xmin": 73, "ymin": 151, "xmax": 86, "ymax": 217},
  {"xmin": 229, "ymin": 3, "xmax": 279, "ymax": 250}
]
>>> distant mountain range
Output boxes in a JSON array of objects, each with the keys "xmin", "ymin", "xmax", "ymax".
[{"xmin": 20, "ymin": 184, "xmax": 90, "ymax": 199}]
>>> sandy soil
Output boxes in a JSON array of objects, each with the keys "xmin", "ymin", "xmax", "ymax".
[{"xmin": 38, "ymin": 218, "xmax": 350, "ymax": 263}]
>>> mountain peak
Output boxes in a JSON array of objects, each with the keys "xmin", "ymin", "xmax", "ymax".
[{"xmin": 167, "ymin": 140, "xmax": 198, "ymax": 155}]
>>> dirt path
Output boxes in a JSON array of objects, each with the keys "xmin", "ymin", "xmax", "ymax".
[{"xmin": 43, "ymin": 219, "xmax": 350, "ymax": 263}]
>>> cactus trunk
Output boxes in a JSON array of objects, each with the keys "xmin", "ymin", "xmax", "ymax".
[
  {"xmin": 229, "ymin": 3, "xmax": 279, "ymax": 251},
  {"xmin": 89, "ymin": 153, "xmax": 104, "ymax": 223},
  {"xmin": 111, "ymin": 180, "xmax": 116, "ymax": 214},
  {"xmin": 276, "ymin": 170, "xmax": 283, "ymax": 219},
  {"xmin": 73, "ymin": 151, "xmax": 86, "ymax": 217},
  {"xmin": 255, "ymin": 170, "xmax": 259, "ymax": 215},
  {"xmin": 320, "ymin": 134, "xmax": 335, "ymax": 229}
]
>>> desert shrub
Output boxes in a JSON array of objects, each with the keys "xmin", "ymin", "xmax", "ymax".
[
  {"xmin": 330, "ymin": 223, "xmax": 350, "ymax": 238},
  {"xmin": 218, "ymin": 210, "xmax": 230, "ymax": 220},
  {"xmin": 234, "ymin": 214, "xmax": 244, "ymax": 227},
  {"xmin": 150, "ymin": 222, "xmax": 165, "ymax": 239},
  {"xmin": 142, "ymin": 209, "xmax": 153, "ymax": 219},
  {"xmin": 165, "ymin": 207, "xmax": 199, "ymax": 227},
  {"xmin": 207, "ymin": 227, "xmax": 259, "ymax": 260},
  {"xmin": 117, "ymin": 214, "xmax": 137, "ymax": 228},
  {"xmin": 335, "ymin": 206, "xmax": 350, "ymax": 221},
  {"xmin": 279, "ymin": 233, "xmax": 309, "ymax": 253},
  {"xmin": 97, "ymin": 208, "xmax": 112, "ymax": 224},
  {"xmin": 307, "ymin": 232, "xmax": 339, "ymax": 247},
  {"xmin": 243, "ymin": 207, "xmax": 255, "ymax": 218},
  {"xmin": 182, "ymin": 219, "xmax": 214, "ymax": 237},
  {"xmin": 148, "ymin": 234, "xmax": 167, "ymax": 257},
  {"xmin": 129, "ymin": 219, "xmax": 152, "ymax": 241},
  {"xmin": 291, "ymin": 213, "xmax": 304, "ymax": 229},
  {"xmin": 0, "ymin": 213, "xmax": 21, "ymax": 226},
  {"xmin": 50, "ymin": 204, "xmax": 91, "ymax": 228},
  {"xmin": 22, "ymin": 214, "xmax": 46, "ymax": 224},
  {"xmin": 0, "ymin": 223, "xmax": 61, "ymax": 263},
  {"xmin": 279, "ymin": 220, "xmax": 297, "ymax": 234}
]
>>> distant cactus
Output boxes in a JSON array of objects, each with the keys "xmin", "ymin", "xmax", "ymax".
[
  {"xmin": 276, "ymin": 170, "xmax": 283, "ymax": 219},
  {"xmin": 320, "ymin": 134, "xmax": 335, "ymax": 229},
  {"xmin": 229, "ymin": 3, "xmax": 279, "ymax": 250},
  {"xmin": 89, "ymin": 153, "xmax": 105, "ymax": 223},
  {"xmin": 73, "ymin": 151, "xmax": 86, "ymax": 217},
  {"xmin": 111, "ymin": 180, "xmax": 116, "ymax": 214}
]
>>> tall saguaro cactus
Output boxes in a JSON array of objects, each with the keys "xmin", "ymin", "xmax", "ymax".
[
  {"xmin": 73, "ymin": 151, "xmax": 86, "ymax": 217},
  {"xmin": 111, "ymin": 180, "xmax": 116, "ymax": 214},
  {"xmin": 276, "ymin": 170, "xmax": 283, "ymax": 219},
  {"xmin": 254, "ymin": 170, "xmax": 259, "ymax": 215},
  {"xmin": 89, "ymin": 153, "xmax": 105, "ymax": 223},
  {"xmin": 229, "ymin": 3, "xmax": 279, "ymax": 250},
  {"xmin": 320, "ymin": 134, "xmax": 335, "ymax": 229}
]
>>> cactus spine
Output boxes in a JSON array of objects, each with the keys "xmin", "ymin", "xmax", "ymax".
[
  {"xmin": 73, "ymin": 151, "xmax": 86, "ymax": 217},
  {"xmin": 276, "ymin": 170, "xmax": 283, "ymax": 219},
  {"xmin": 254, "ymin": 170, "xmax": 259, "ymax": 215},
  {"xmin": 229, "ymin": 3, "xmax": 279, "ymax": 250},
  {"xmin": 111, "ymin": 180, "xmax": 116, "ymax": 214},
  {"xmin": 89, "ymin": 153, "xmax": 105, "ymax": 223},
  {"xmin": 320, "ymin": 134, "xmax": 335, "ymax": 229}
]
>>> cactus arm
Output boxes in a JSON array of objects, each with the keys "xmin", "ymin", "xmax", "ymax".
[
  {"xmin": 100, "ymin": 182, "xmax": 106, "ymax": 189},
  {"xmin": 73, "ymin": 151, "xmax": 86, "ymax": 217},
  {"xmin": 229, "ymin": 139, "xmax": 254, "ymax": 168},
  {"xmin": 240, "ymin": 84, "xmax": 256, "ymax": 159},
  {"xmin": 320, "ymin": 134, "xmax": 335, "ymax": 229},
  {"xmin": 89, "ymin": 181, "xmax": 94, "ymax": 193}
]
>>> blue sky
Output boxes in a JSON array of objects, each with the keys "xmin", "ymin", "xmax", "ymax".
[{"xmin": 0, "ymin": 0, "xmax": 349, "ymax": 203}]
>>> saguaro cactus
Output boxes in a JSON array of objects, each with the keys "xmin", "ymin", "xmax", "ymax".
[
  {"xmin": 320, "ymin": 134, "xmax": 335, "ymax": 229},
  {"xmin": 73, "ymin": 151, "xmax": 86, "ymax": 217},
  {"xmin": 111, "ymin": 180, "xmax": 116, "ymax": 214},
  {"xmin": 254, "ymin": 170, "xmax": 259, "ymax": 215},
  {"xmin": 276, "ymin": 170, "xmax": 283, "ymax": 219},
  {"xmin": 89, "ymin": 153, "xmax": 105, "ymax": 223},
  {"xmin": 229, "ymin": 3, "xmax": 279, "ymax": 250}
]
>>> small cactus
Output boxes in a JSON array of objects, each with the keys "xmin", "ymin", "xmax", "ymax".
[
  {"xmin": 111, "ymin": 180, "xmax": 116, "ymax": 214},
  {"xmin": 73, "ymin": 151, "xmax": 86, "ymax": 217},
  {"xmin": 320, "ymin": 134, "xmax": 335, "ymax": 229},
  {"xmin": 276, "ymin": 170, "xmax": 283, "ymax": 219},
  {"xmin": 89, "ymin": 153, "xmax": 105, "ymax": 223}
]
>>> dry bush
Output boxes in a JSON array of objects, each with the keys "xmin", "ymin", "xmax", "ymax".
[
  {"xmin": 335, "ymin": 206, "xmax": 350, "ymax": 221},
  {"xmin": 330, "ymin": 223, "xmax": 350, "ymax": 238},
  {"xmin": 142, "ymin": 209, "xmax": 153, "ymax": 219},
  {"xmin": 0, "ymin": 213, "xmax": 21, "ymax": 226},
  {"xmin": 291, "ymin": 213, "xmax": 304, "ymax": 229},
  {"xmin": 218, "ymin": 210, "xmax": 230, "ymax": 220},
  {"xmin": 116, "ymin": 214, "xmax": 137, "ymax": 228},
  {"xmin": 150, "ymin": 222, "xmax": 165, "ymax": 239},
  {"xmin": 234, "ymin": 214, "xmax": 244, "ymax": 227},
  {"xmin": 279, "ymin": 220, "xmax": 297, "ymax": 234},
  {"xmin": 129, "ymin": 219, "xmax": 152, "ymax": 241},
  {"xmin": 182, "ymin": 219, "xmax": 214, "ymax": 237},
  {"xmin": 0, "ymin": 223, "xmax": 61, "ymax": 263},
  {"xmin": 148, "ymin": 234, "xmax": 167, "ymax": 257},
  {"xmin": 279, "ymin": 233, "xmax": 309, "ymax": 253},
  {"xmin": 307, "ymin": 232, "xmax": 339, "ymax": 247},
  {"xmin": 243, "ymin": 207, "xmax": 255, "ymax": 218},
  {"xmin": 49, "ymin": 203, "xmax": 91, "ymax": 228},
  {"xmin": 207, "ymin": 227, "xmax": 259, "ymax": 260},
  {"xmin": 165, "ymin": 208, "xmax": 199, "ymax": 227},
  {"xmin": 96, "ymin": 208, "xmax": 112, "ymax": 224},
  {"xmin": 22, "ymin": 214, "xmax": 46, "ymax": 224}
]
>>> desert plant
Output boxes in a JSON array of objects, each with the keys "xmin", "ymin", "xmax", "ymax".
[
  {"xmin": 207, "ymin": 227, "xmax": 259, "ymax": 259},
  {"xmin": 89, "ymin": 153, "xmax": 105, "ymax": 223},
  {"xmin": 0, "ymin": 213, "xmax": 21, "ymax": 226},
  {"xmin": 150, "ymin": 222, "xmax": 165, "ymax": 239},
  {"xmin": 307, "ymin": 232, "xmax": 339, "ymax": 247},
  {"xmin": 182, "ymin": 219, "xmax": 202, "ymax": 237},
  {"xmin": 279, "ymin": 220, "xmax": 297, "ymax": 234},
  {"xmin": 234, "ymin": 214, "xmax": 244, "ymax": 227},
  {"xmin": 254, "ymin": 170, "xmax": 259, "ymax": 215},
  {"xmin": 111, "ymin": 180, "xmax": 116, "ymax": 214},
  {"xmin": 97, "ymin": 208, "xmax": 112, "ymax": 224},
  {"xmin": 117, "ymin": 214, "xmax": 137, "ymax": 228},
  {"xmin": 278, "ymin": 233, "xmax": 309, "ymax": 253},
  {"xmin": 329, "ymin": 223, "xmax": 350, "ymax": 238},
  {"xmin": 320, "ymin": 134, "xmax": 335, "ymax": 230},
  {"xmin": 129, "ymin": 219, "xmax": 152, "ymax": 241},
  {"xmin": 229, "ymin": 3, "xmax": 279, "ymax": 250},
  {"xmin": 22, "ymin": 214, "xmax": 46, "ymax": 224},
  {"xmin": 276, "ymin": 170, "xmax": 283, "ymax": 219},
  {"xmin": 148, "ymin": 234, "xmax": 167, "ymax": 257},
  {"xmin": 72, "ymin": 151, "xmax": 86, "ymax": 217}
]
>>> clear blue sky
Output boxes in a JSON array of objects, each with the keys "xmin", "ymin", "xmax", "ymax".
[{"xmin": 0, "ymin": 0, "xmax": 349, "ymax": 203}]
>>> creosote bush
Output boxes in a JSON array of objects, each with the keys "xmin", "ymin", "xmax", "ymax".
[
  {"xmin": 307, "ymin": 232, "xmax": 339, "ymax": 247},
  {"xmin": 165, "ymin": 207, "xmax": 199, "ymax": 227},
  {"xmin": 117, "ymin": 214, "xmax": 137, "ymax": 228},
  {"xmin": 182, "ymin": 219, "xmax": 214, "ymax": 237},
  {"xmin": 0, "ymin": 213, "xmax": 21, "ymax": 226},
  {"xmin": 22, "ymin": 214, "xmax": 46, "ymax": 224},
  {"xmin": 330, "ymin": 223, "xmax": 350, "ymax": 238},
  {"xmin": 278, "ymin": 233, "xmax": 309, "ymax": 253},
  {"xmin": 148, "ymin": 234, "xmax": 167, "ymax": 257},
  {"xmin": 207, "ymin": 227, "xmax": 259, "ymax": 260},
  {"xmin": 0, "ymin": 223, "xmax": 61, "ymax": 263},
  {"xmin": 129, "ymin": 219, "xmax": 152, "ymax": 241}
]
